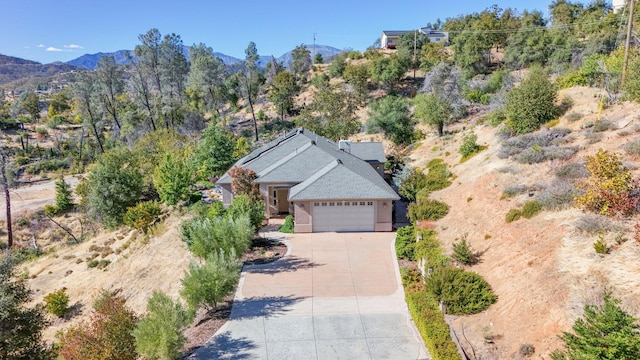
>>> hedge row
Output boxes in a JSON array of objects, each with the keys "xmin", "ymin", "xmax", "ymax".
[{"xmin": 405, "ymin": 278, "xmax": 460, "ymax": 360}]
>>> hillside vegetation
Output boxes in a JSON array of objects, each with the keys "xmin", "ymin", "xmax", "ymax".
[{"xmin": 2, "ymin": 1, "xmax": 640, "ymax": 359}]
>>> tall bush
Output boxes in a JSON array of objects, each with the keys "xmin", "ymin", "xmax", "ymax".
[
  {"xmin": 180, "ymin": 215, "xmax": 253, "ymax": 260},
  {"xmin": 133, "ymin": 291, "xmax": 192, "ymax": 360},
  {"xmin": 505, "ymin": 66, "xmax": 558, "ymax": 134},
  {"xmin": 180, "ymin": 253, "xmax": 241, "ymax": 314}
]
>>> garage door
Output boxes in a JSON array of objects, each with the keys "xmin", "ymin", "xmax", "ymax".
[{"xmin": 312, "ymin": 201, "xmax": 375, "ymax": 232}]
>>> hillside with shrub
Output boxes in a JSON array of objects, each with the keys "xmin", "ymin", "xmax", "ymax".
[{"xmin": 3, "ymin": 1, "xmax": 640, "ymax": 359}]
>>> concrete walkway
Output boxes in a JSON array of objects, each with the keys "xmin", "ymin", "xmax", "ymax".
[{"xmin": 191, "ymin": 232, "xmax": 429, "ymax": 360}]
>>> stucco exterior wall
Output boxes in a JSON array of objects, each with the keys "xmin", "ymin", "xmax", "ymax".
[
  {"xmin": 221, "ymin": 184, "xmax": 233, "ymax": 206},
  {"xmin": 293, "ymin": 201, "xmax": 312, "ymax": 233},
  {"xmin": 375, "ymin": 200, "xmax": 393, "ymax": 232}
]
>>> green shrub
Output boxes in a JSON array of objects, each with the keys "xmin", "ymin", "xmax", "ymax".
[
  {"xmin": 44, "ymin": 204, "xmax": 59, "ymax": 217},
  {"xmin": 227, "ymin": 194, "xmax": 266, "ymax": 232},
  {"xmin": 123, "ymin": 201, "xmax": 162, "ymax": 232},
  {"xmin": 44, "ymin": 288, "xmax": 70, "ymax": 317},
  {"xmin": 55, "ymin": 175, "xmax": 74, "ymax": 212},
  {"xmin": 311, "ymin": 73, "xmax": 330, "ymax": 88},
  {"xmin": 459, "ymin": 133, "xmax": 482, "ymax": 159},
  {"xmin": 180, "ymin": 253, "xmax": 241, "ymax": 313},
  {"xmin": 424, "ymin": 266, "xmax": 497, "ymax": 315},
  {"xmin": 133, "ymin": 291, "xmax": 192, "ymax": 360},
  {"xmin": 405, "ymin": 290, "xmax": 460, "ymax": 360},
  {"xmin": 505, "ymin": 208, "xmax": 522, "ymax": 223},
  {"xmin": 188, "ymin": 191, "xmax": 203, "ymax": 204},
  {"xmin": 347, "ymin": 51, "xmax": 363, "ymax": 60},
  {"xmin": 452, "ymin": 235, "xmax": 476, "ymax": 265},
  {"xmin": 593, "ymin": 237, "xmax": 609, "ymax": 254},
  {"xmin": 464, "ymin": 89, "xmax": 490, "ymax": 104},
  {"xmin": 565, "ymin": 112, "xmax": 583, "ymax": 122},
  {"xmin": 408, "ymin": 199, "xmax": 449, "ymax": 223},
  {"xmin": 423, "ymin": 160, "xmax": 452, "ymax": 193},
  {"xmin": 279, "ymin": 215, "xmax": 295, "ymax": 233},
  {"xmin": 414, "ymin": 229, "xmax": 450, "ymax": 266},
  {"xmin": 180, "ymin": 215, "xmax": 253, "ymax": 260},
  {"xmin": 505, "ymin": 66, "xmax": 558, "ymax": 134},
  {"xmin": 205, "ymin": 201, "xmax": 226, "ymax": 219},
  {"xmin": 395, "ymin": 225, "xmax": 416, "ymax": 260},
  {"xmin": 486, "ymin": 110, "xmax": 506, "ymax": 126},
  {"xmin": 522, "ymin": 200, "xmax": 543, "ymax": 219},
  {"xmin": 399, "ymin": 168, "xmax": 428, "ymax": 201}
]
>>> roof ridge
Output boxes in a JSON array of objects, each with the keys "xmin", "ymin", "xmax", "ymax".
[{"xmin": 288, "ymin": 160, "xmax": 339, "ymax": 199}]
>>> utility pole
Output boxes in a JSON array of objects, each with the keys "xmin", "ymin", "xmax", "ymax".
[
  {"xmin": 622, "ymin": 0, "xmax": 635, "ymax": 86},
  {"xmin": 313, "ymin": 33, "xmax": 317, "ymax": 63},
  {"xmin": 413, "ymin": 29, "xmax": 417, "ymax": 79}
]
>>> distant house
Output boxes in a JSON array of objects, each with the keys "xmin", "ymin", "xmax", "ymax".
[
  {"xmin": 217, "ymin": 128, "xmax": 398, "ymax": 233},
  {"xmin": 381, "ymin": 27, "xmax": 449, "ymax": 50}
]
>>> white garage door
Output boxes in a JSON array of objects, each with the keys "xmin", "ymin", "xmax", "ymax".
[{"xmin": 312, "ymin": 201, "xmax": 375, "ymax": 232}]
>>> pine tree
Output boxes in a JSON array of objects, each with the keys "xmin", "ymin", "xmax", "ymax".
[
  {"xmin": 0, "ymin": 255, "xmax": 53, "ymax": 359},
  {"xmin": 55, "ymin": 175, "xmax": 73, "ymax": 212}
]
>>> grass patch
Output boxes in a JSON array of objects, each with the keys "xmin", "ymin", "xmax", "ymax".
[{"xmin": 505, "ymin": 208, "xmax": 522, "ymax": 223}]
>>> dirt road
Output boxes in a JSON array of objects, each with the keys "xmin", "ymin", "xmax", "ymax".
[{"xmin": 0, "ymin": 175, "xmax": 80, "ymax": 221}]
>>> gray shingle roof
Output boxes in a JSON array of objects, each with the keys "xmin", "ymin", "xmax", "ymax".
[
  {"xmin": 349, "ymin": 142, "xmax": 386, "ymax": 162},
  {"xmin": 288, "ymin": 160, "xmax": 399, "ymax": 201},
  {"xmin": 217, "ymin": 128, "xmax": 398, "ymax": 201}
]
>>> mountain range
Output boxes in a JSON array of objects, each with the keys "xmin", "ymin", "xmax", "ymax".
[
  {"xmin": 65, "ymin": 44, "xmax": 343, "ymax": 70},
  {"xmin": 0, "ymin": 44, "xmax": 344, "ymax": 89}
]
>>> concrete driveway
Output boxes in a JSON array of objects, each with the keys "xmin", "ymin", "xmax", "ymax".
[{"xmin": 191, "ymin": 232, "xmax": 429, "ymax": 360}]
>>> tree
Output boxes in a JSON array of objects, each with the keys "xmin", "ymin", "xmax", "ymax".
[
  {"xmin": 192, "ymin": 123, "xmax": 237, "ymax": 179},
  {"xmin": 95, "ymin": 56, "xmax": 124, "ymax": 131},
  {"xmin": 57, "ymin": 289, "xmax": 138, "ymax": 360},
  {"xmin": 133, "ymin": 291, "xmax": 192, "ymax": 360},
  {"xmin": 366, "ymin": 96, "xmax": 415, "ymax": 146},
  {"xmin": 153, "ymin": 149, "xmax": 193, "ymax": 205},
  {"xmin": 0, "ymin": 255, "xmax": 53, "ymax": 359},
  {"xmin": 290, "ymin": 44, "xmax": 311, "ymax": 82},
  {"xmin": 84, "ymin": 147, "xmax": 144, "ymax": 228},
  {"xmin": 73, "ymin": 72, "xmax": 105, "ymax": 154},
  {"xmin": 0, "ymin": 145, "xmax": 12, "ymax": 247},
  {"xmin": 504, "ymin": 66, "xmax": 558, "ymax": 134},
  {"xmin": 228, "ymin": 167, "xmax": 261, "ymax": 202},
  {"xmin": 17, "ymin": 90, "xmax": 40, "ymax": 122},
  {"xmin": 369, "ymin": 54, "xmax": 408, "ymax": 91},
  {"xmin": 187, "ymin": 43, "xmax": 226, "ymax": 115},
  {"xmin": 238, "ymin": 41, "xmax": 264, "ymax": 141},
  {"xmin": 452, "ymin": 235, "xmax": 477, "ymax": 265},
  {"xmin": 314, "ymin": 53, "xmax": 323, "ymax": 64},
  {"xmin": 226, "ymin": 194, "xmax": 265, "ymax": 233},
  {"xmin": 267, "ymin": 71, "xmax": 299, "ymax": 120},
  {"xmin": 180, "ymin": 253, "xmax": 241, "ymax": 314},
  {"xmin": 343, "ymin": 63, "xmax": 370, "ymax": 103},
  {"xmin": 551, "ymin": 292, "xmax": 640, "ymax": 360},
  {"xmin": 419, "ymin": 41, "xmax": 449, "ymax": 72},
  {"xmin": 55, "ymin": 174, "xmax": 74, "ymax": 212},
  {"xmin": 414, "ymin": 93, "xmax": 453, "ymax": 136},
  {"xmin": 294, "ymin": 85, "xmax": 360, "ymax": 141}
]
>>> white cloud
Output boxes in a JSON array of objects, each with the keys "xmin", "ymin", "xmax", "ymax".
[
  {"xmin": 46, "ymin": 47, "xmax": 63, "ymax": 52},
  {"xmin": 37, "ymin": 44, "xmax": 45, "ymax": 48},
  {"xmin": 64, "ymin": 44, "xmax": 83, "ymax": 49}
]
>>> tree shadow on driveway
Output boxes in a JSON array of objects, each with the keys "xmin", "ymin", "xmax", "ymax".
[
  {"xmin": 189, "ymin": 331, "xmax": 258, "ymax": 360},
  {"xmin": 243, "ymin": 255, "xmax": 321, "ymax": 274},
  {"xmin": 230, "ymin": 295, "xmax": 306, "ymax": 319}
]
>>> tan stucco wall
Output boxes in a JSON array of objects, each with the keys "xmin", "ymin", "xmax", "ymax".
[
  {"xmin": 293, "ymin": 201, "xmax": 312, "ymax": 233},
  {"xmin": 375, "ymin": 200, "xmax": 393, "ymax": 232},
  {"xmin": 221, "ymin": 184, "xmax": 233, "ymax": 206}
]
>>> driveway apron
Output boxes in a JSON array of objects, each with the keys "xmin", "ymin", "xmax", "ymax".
[{"xmin": 191, "ymin": 232, "xmax": 429, "ymax": 360}]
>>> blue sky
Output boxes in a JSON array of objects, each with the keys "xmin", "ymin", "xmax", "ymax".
[{"xmin": 2, "ymin": 0, "xmax": 561, "ymax": 64}]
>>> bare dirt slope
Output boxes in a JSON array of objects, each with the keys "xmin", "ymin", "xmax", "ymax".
[
  {"xmin": 409, "ymin": 86, "xmax": 640, "ymax": 358},
  {"xmin": 23, "ymin": 214, "xmax": 192, "ymax": 341}
]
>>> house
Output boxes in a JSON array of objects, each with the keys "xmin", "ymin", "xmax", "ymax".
[
  {"xmin": 217, "ymin": 128, "xmax": 399, "ymax": 233},
  {"xmin": 380, "ymin": 27, "xmax": 449, "ymax": 50}
]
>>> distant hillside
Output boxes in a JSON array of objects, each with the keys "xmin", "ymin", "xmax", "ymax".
[
  {"xmin": 67, "ymin": 47, "xmax": 243, "ymax": 69},
  {"xmin": 0, "ymin": 54, "xmax": 80, "ymax": 87}
]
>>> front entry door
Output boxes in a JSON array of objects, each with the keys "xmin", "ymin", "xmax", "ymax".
[{"xmin": 276, "ymin": 189, "xmax": 290, "ymax": 213}]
